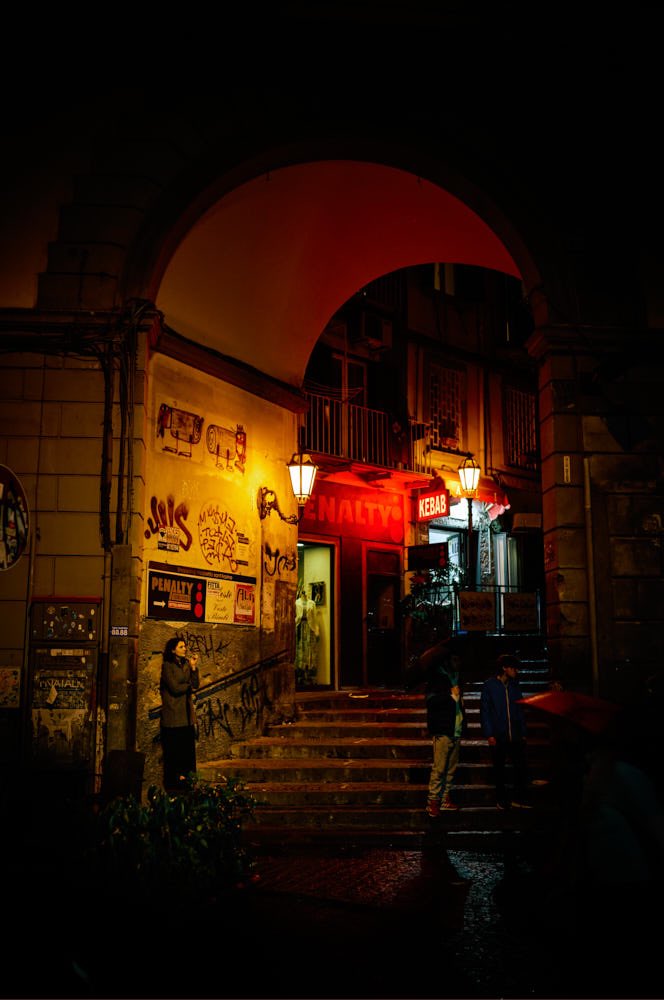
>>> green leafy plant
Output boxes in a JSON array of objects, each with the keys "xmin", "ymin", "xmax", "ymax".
[
  {"xmin": 401, "ymin": 567, "xmax": 455, "ymax": 657},
  {"xmin": 93, "ymin": 774, "xmax": 256, "ymax": 903}
]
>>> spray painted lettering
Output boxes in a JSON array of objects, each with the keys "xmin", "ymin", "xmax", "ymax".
[
  {"xmin": 263, "ymin": 542, "xmax": 297, "ymax": 577},
  {"xmin": 198, "ymin": 674, "xmax": 272, "ymax": 740},
  {"xmin": 175, "ymin": 629, "xmax": 231, "ymax": 663},
  {"xmin": 144, "ymin": 495, "xmax": 193, "ymax": 550},
  {"xmin": 198, "ymin": 503, "xmax": 239, "ymax": 572}
]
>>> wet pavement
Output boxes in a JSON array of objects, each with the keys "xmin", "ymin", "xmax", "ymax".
[
  {"xmin": 4, "ymin": 839, "xmax": 648, "ymax": 1000},
  {"xmin": 2, "ymin": 775, "xmax": 662, "ymax": 1000}
]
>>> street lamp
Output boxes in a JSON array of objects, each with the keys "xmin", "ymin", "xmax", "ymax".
[
  {"xmin": 458, "ymin": 455, "xmax": 480, "ymax": 590},
  {"xmin": 288, "ymin": 451, "xmax": 318, "ymax": 508}
]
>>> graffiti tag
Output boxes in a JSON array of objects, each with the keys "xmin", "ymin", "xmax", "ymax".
[
  {"xmin": 263, "ymin": 542, "xmax": 297, "ymax": 577},
  {"xmin": 144, "ymin": 495, "xmax": 193, "ymax": 550}
]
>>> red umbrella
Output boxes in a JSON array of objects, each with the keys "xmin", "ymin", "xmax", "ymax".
[{"xmin": 517, "ymin": 690, "xmax": 621, "ymax": 735}]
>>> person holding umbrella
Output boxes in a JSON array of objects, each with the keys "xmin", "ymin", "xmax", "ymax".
[{"xmin": 480, "ymin": 653, "xmax": 531, "ymax": 809}]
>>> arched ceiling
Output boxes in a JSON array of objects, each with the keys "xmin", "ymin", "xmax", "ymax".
[{"xmin": 157, "ymin": 160, "xmax": 521, "ymax": 388}]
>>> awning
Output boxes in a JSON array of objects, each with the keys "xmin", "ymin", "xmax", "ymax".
[{"xmin": 439, "ymin": 469, "xmax": 510, "ymax": 510}]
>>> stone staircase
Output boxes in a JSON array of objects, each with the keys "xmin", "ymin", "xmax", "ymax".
[{"xmin": 199, "ymin": 644, "xmax": 556, "ymax": 850}]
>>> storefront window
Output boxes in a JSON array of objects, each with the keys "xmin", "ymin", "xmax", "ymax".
[{"xmin": 295, "ymin": 542, "xmax": 334, "ymax": 687}]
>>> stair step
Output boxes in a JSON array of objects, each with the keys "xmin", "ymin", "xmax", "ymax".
[
  {"xmin": 203, "ymin": 651, "xmax": 553, "ymax": 843},
  {"xmin": 227, "ymin": 736, "xmax": 552, "ymax": 761},
  {"xmin": 266, "ymin": 720, "xmax": 550, "ymax": 740},
  {"xmin": 200, "ymin": 759, "xmax": 551, "ymax": 786},
  {"xmin": 203, "ymin": 780, "xmax": 549, "ymax": 809}
]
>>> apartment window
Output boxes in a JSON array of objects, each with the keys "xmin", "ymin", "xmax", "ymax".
[
  {"xmin": 429, "ymin": 364, "xmax": 463, "ymax": 449},
  {"xmin": 504, "ymin": 385, "xmax": 538, "ymax": 470}
]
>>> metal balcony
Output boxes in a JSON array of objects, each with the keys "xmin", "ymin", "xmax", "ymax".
[{"xmin": 302, "ymin": 391, "xmax": 433, "ymax": 473}]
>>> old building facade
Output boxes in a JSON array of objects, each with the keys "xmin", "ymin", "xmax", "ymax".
[{"xmin": 0, "ymin": 12, "xmax": 662, "ymax": 789}]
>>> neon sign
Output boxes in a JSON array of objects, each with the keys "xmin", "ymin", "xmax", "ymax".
[{"xmin": 415, "ymin": 487, "xmax": 450, "ymax": 522}]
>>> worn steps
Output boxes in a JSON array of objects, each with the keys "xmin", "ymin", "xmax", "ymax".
[{"xmin": 201, "ymin": 668, "xmax": 554, "ymax": 849}]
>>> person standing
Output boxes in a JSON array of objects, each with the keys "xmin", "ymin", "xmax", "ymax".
[
  {"xmin": 160, "ymin": 637, "xmax": 200, "ymax": 791},
  {"xmin": 480, "ymin": 653, "xmax": 531, "ymax": 809},
  {"xmin": 410, "ymin": 633, "xmax": 465, "ymax": 817}
]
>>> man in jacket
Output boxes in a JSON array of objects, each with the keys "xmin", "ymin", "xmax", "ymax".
[
  {"xmin": 480, "ymin": 653, "xmax": 531, "ymax": 810},
  {"xmin": 410, "ymin": 633, "xmax": 465, "ymax": 817}
]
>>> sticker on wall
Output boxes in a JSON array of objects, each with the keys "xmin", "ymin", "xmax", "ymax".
[
  {"xmin": 0, "ymin": 465, "xmax": 29, "ymax": 571},
  {"xmin": 0, "ymin": 666, "xmax": 21, "ymax": 708}
]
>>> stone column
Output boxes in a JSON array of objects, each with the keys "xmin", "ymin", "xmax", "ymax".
[{"xmin": 528, "ymin": 326, "xmax": 593, "ymax": 691}]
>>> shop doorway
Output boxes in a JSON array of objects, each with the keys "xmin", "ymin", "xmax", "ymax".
[{"xmin": 365, "ymin": 547, "xmax": 402, "ymax": 687}]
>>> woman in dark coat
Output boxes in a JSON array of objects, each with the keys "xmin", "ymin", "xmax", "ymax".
[{"xmin": 160, "ymin": 637, "xmax": 200, "ymax": 790}]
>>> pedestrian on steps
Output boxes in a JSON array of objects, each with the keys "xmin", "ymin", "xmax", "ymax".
[
  {"xmin": 408, "ymin": 631, "xmax": 465, "ymax": 817},
  {"xmin": 480, "ymin": 653, "xmax": 531, "ymax": 810}
]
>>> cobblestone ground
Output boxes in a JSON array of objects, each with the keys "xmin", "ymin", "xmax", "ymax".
[
  {"xmin": 246, "ymin": 846, "xmax": 661, "ymax": 1000},
  {"xmin": 253, "ymin": 847, "xmax": 550, "ymax": 998},
  {"xmin": 3, "ymin": 818, "xmax": 660, "ymax": 999}
]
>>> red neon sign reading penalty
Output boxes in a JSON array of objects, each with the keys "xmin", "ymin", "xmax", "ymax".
[{"xmin": 416, "ymin": 487, "xmax": 450, "ymax": 522}]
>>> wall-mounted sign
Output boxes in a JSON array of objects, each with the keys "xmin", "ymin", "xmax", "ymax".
[
  {"xmin": 147, "ymin": 560, "xmax": 256, "ymax": 626},
  {"xmin": 0, "ymin": 464, "xmax": 29, "ymax": 570},
  {"xmin": 301, "ymin": 479, "xmax": 404, "ymax": 543},
  {"xmin": 503, "ymin": 592, "xmax": 539, "ymax": 631},
  {"xmin": 414, "ymin": 486, "xmax": 450, "ymax": 522},
  {"xmin": 459, "ymin": 591, "xmax": 496, "ymax": 631},
  {"xmin": 407, "ymin": 542, "xmax": 448, "ymax": 571}
]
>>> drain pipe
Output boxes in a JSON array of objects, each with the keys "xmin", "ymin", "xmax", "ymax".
[{"xmin": 583, "ymin": 456, "xmax": 600, "ymax": 695}]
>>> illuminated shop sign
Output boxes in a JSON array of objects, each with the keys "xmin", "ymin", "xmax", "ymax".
[
  {"xmin": 301, "ymin": 480, "xmax": 404, "ymax": 543},
  {"xmin": 415, "ymin": 487, "xmax": 450, "ymax": 522}
]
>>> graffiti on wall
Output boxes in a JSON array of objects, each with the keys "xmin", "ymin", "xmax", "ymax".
[
  {"xmin": 206, "ymin": 423, "xmax": 247, "ymax": 474},
  {"xmin": 263, "ymin": 542, "xmax": 297, "ymax": 578},
  {"xmin": 198, "ymin": 671, "xmax": 273, "ymax": 741},
  {"xmin": 156, "ymin": 398, "xmax": 249, "ymax": 473},
  {"xmin": 198, "ymin": 502, "xmax": 250, "ymax": 573},
  {"xmin": 174, "ymin": 628, "xmax": 232, "ymax": 664},
  {"xmin": 156, "ymin": 404, "xmax": 204, "ymax": 458},
  {"xmin": 257, "ymin": 486, "xmax": 297, "ymax": 524},
  {"xmin": 275, "ymin": 580, "xmax": 297, "ymax": 662},
  {"xmin": 144, "ymin": 495, "xmax": 193, "ymax": 551}
]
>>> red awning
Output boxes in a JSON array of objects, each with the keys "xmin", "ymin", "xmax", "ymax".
[{"xmin": 441, "ymin": 471, "xmax": 510, "ymax": 509}]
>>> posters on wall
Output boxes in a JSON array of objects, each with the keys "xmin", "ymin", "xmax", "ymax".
[
  {"xmin": 29, "ymin": 651, "xmax": 95, "ymax": 767},
  {"xmin": 147, "ymin": 560, "xmax": 256, "ymax": 625}
]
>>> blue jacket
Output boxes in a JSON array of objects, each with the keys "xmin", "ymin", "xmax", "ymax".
[{"xmin": 480, "ymin": 675, "xmax": 527, "ymax": 741}]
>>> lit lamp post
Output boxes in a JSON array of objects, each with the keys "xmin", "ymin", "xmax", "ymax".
[
  {"xmin": 287, "ymin": 449, "xmax": 318, "ymax": 517},
  {"xmin": 458, "ymin": 455, "xmax": 480, "ymax": 590}
]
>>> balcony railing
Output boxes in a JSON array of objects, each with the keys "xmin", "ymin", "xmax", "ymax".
[{"xmin": 303, "ymin": 391, "xmax": 434, "ymax": 473}]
